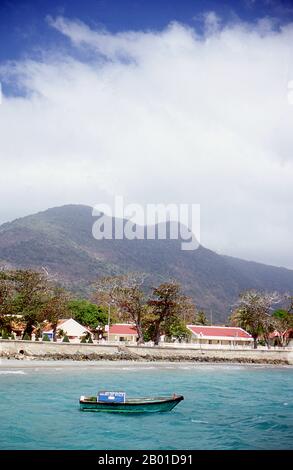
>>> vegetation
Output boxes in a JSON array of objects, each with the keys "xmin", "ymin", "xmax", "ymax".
[
  {"xmin": 40, "ymin": 288, "xmax": 71, "ymax": 341},
  {"xmin": 2, "ymin": 204, "xmax": 293, "ymax": 324},
  {"xmin": 68, "ymin": 299, "xmax": 108, "ymax": 329},
  {"xmin": 194, "ymin": 311, "xmax": 210, "ymax": 325},
  {"xmin": 0, "ymin": 269, "xmax": 70, "ymax": 341},
  {"xmin": 93, "ymin": 274, "xmax": 147, "ymax": 345},
  {"xmin": 147, "ymin": 282, "xmax": 196, "ymax": 345},
  {"xmin": 62, "ymin": 335, "xmax": 70, "ymax": 342},
  {"xmin": 272, "ymin": 296, "xmax": 293, "ymax": 346},
  {"xmin": 230, "ymin": 290, "xmax": 280, "ymax": 348},
  {"xmin": 0, "ymin": 265, "xmax": 292, "ymax": 349}
]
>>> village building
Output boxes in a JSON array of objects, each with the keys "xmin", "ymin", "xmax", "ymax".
[
  {"xmin": 41, "ymin": 318, "xmax": 92, "ymax": 343},
  {"xmin": 108, "ymin": 324, "xmax": 138, "ymax": 343},
  {"xmin": 186, "ymin": 325, "xmax": 253, "ymax": 347}
]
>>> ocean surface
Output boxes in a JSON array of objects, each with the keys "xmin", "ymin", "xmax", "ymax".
[{"xmin": 0, "ymin": 361, "xmax": 292, "ymax": 450}]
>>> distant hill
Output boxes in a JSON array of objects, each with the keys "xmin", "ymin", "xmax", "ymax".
[{"xmin": 0, "ymin": 204, "xmax": 292, "ymax": 323}]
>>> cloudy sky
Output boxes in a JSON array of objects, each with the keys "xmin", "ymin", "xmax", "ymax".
[{"xmin": 0, "ymin": 0, "xmax": 293, "ymax": 268}]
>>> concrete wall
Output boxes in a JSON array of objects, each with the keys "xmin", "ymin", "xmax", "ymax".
[{"xmin": 0, "ymin": 339, "xmax": 292, "ymax": 364}]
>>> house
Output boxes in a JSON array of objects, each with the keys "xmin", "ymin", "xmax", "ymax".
[
  {"xmin": 42, "ymin": 318, "xmax": 92, "ymax": 343},
  {"xmin": 108, "ymin": 324, "xmax": 138, "ymax": 343},
  {"xmin": 186, "ymin": 325, "xmax": 253, "ymax": 347}
]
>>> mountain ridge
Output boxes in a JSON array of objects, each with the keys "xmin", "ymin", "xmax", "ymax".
[{"xmin": 1, "ymin": 204, "xmax": 292, "ymax": 323}]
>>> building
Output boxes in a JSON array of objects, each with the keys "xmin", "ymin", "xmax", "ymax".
[
  {"xmin": 108, "ymin": 324, "xmax": 138, "ymax": 343},
  {"xmin": 42, "ymin": 318, "xmax": 92, "ymax": 342},
  {"xmin": 186, "ymin": 325, "xmax": 253, "ymax": 347}
]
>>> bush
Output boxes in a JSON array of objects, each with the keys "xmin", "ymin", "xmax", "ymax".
[
  {"xmin": 42, "ymin": 334, "xmax": 50, "ymax": 341},
  {"xmin": 23, "ymin": 333, "xmax": 30, "ymax": 341},
  {"xmin": 80, "ymin": 336, "xmax": 87, "ymax": 343},
  {"xmin": 88, "ymin": 336, "xmax": 93, "ymax": 343},
  {"xmin": 2, "ymin": 331, "xmax": 9, "ymax": 339},
  {"xmin": 62, "ymin": 335, "xmax": 70, "ymax": 342}
]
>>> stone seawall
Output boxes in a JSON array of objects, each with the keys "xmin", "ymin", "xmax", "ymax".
[{"xmin": 0, "ymin": 340, "xmax": 292, "ymax": 364}]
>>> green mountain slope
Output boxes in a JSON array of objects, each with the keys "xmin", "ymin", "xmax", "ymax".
[{"xmin": 0, "ymin": 204, "xmax": 292, "ymax": 323}]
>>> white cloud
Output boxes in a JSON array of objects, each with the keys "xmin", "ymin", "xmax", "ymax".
[{"xmin": 0, "ymin": 14, "xmax": 293, "ymax": 267}]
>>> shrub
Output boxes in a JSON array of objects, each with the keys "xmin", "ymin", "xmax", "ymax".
[
  {"xmin": 23, "ymin": 333, "xmax": 30, "ymax": 341},
  {"xmin": 62, "ymin": 335, "xmax": 70, "ymax": 342},
  {"xmin": 2, "ymin": 331, "xmax": 9, "ymax": 339},
  {"xmin": 80, "ymin": 336, "xmax": 87, "ymax": 343},
  {"xmin": 88, "ymin": 336, "xmax": 93, "ymax": 343},
  {"xmin": 42, "ymin": 334, "xmax": 50, "ymax": 342}
]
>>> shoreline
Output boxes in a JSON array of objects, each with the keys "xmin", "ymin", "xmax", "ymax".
[
  {"xmin": 0, "ymin": 353, "xmax": 292, "ymax": 366},
  {"xmin": 1, "ymin": 339, "xmax": 292, "ymax": 365},
  {"xmin": 1, "ymin": 358, "xmax": 292, "ymax": 369}
]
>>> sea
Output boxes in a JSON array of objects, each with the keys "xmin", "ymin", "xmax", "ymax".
[{"xmin": 0, "ymin": 361, "xmax": 292, "ymax": 450}]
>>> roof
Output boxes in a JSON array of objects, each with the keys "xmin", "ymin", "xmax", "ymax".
[
  {"xmin": 42, "ymin": 319, "xmax": 68, "ymax": 332},
  {"xmin": 109, "ymin": 324, "xmax": 138, "ymax": 335},
  {"xmin": 187, "ymin": 325, "xmax": 252, "ymax": 339}
]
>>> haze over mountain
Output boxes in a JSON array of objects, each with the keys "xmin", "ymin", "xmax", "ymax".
[{"xmin": 0, "ymin": 204, "xmax": 292, "ymax": 323}]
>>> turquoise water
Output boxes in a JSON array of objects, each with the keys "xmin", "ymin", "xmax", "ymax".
[{"xmin": 0, "ymin": 361, "xmax": 292, "ymax": 450}]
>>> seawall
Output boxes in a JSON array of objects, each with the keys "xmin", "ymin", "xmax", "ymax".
[{"xmin": 1, "ymin": 340, "xmax": 292, "ymax": 365}]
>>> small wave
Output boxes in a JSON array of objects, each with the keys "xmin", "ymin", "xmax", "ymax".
[
  {"xmin": 0, "ymin": 370, "xmax": 26, "ymax": 375},
  {"xmin": 121, "ymin": 366, "xmax": 156, "ymax": 370},
  {"xmin": 191, "ymin": 419, "xmax": 209, "ymax": 424}
]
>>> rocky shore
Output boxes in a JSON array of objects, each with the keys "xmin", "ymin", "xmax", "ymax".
[
  {"xmin": 1, "ymin": 339, "xmax": 292, "ymax": 365},
  {"xmin": 0, "ymin": 350, "xmax": 291, "ymax": 365}
]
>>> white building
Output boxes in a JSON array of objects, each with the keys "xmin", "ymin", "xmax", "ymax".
[
  {"xmin": 108, "ymin": 324, "xmax": 138, "ymax": 343},
  {"xmin": 42, "ymin": 318, "xmax": 91, "ymax": 343},
  {"xmin": 186, "ymin": 325, "xmax": 253, "ymax": 347}
]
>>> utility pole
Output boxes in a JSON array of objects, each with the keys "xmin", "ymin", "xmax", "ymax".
[{"xmin": 210, "ymin": 310, "xmax": 213, "ymax": 325}]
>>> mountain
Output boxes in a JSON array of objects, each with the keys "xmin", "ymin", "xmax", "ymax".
[{"xmin": 0, "ymin": 204, "xmax": 292, "ymax": 323}]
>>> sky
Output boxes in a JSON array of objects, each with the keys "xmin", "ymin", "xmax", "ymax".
[{"xmin": 0, "ymin": 0, "xmax": 293, "ymax": 268}]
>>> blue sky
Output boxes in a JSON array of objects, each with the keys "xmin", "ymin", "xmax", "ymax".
[
  {"xmin": 1, "ymin": 0, "xmax": 293, "ymax": 64},
  {"xmin": 1, "ymin": 0, "xmax": 293, "ymax": 268}
]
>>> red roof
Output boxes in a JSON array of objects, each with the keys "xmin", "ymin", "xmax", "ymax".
[
  {"xmin": 187, "ymin": 325, "xmax": 252, "ymax": 338},
  {"xmin": 109, "ymin": 324, "xmax": 138, "ymax": 335}
]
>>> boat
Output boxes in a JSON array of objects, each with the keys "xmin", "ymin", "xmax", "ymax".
[{"xmin": 79, "ymin": 391, "xmax": 184, "ymax": 413}]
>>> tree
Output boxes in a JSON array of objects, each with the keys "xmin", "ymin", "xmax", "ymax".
[
  {"xmin": 93, "ymin": 273, "xmax": 147, "ymax": 345},
  {"xmin": 164, "ymin": 317, "xmax": 192, "ymax": 343},
  {"xmin": 0, "ymin": 270, "xmax": 15, "ymax": 330},
  {"xmin": 230, "ymin": 290, "xmax": 280, "ymax": 348},
  {"xmin": 194, "ymin": 311, "xmax": 210, "ymax": 325},
  {"xmin": 40, "ymin": 288, "xmax": 71, "ymax": 342},
  {"xmin": 68, "ymin": 299, "xmax": 108, "ymax": 329},
  {"xmin": 2, "ymin": 269, "xmax": 49, "ymax": 337},
  {"xmin": 272, "ymin": 296, "xmax": 293, "ymax": 346},
  {"xmin": 148, "ymin": 282, "xmax": 195, "ymax": 345}
]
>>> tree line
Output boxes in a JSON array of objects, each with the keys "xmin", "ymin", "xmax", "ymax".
[
  {"xmin": 0, "ymin": 269, "xmax": 197, "ymax": 344},
  {"xmin": 0, "ymin": 268, "xmax": 292, "ymax": 347}
]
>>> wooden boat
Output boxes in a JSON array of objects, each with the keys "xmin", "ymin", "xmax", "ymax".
[{"xmin": 79, "ymin": 392, "xmax": 184, "ymax": 413}]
